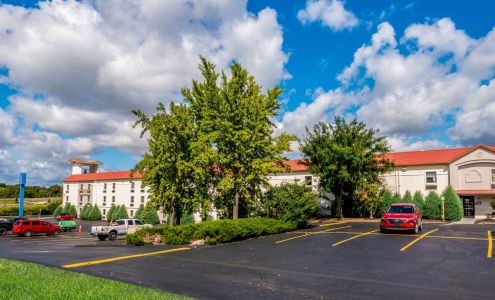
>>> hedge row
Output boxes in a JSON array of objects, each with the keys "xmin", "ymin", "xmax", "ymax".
[
  {"xmin": 0, "ymin": 201, "xmax": 61, "ymax": 216},
  {"xmin": 126, "ymin": 217, "xmax": 297, "ymax": 246}
]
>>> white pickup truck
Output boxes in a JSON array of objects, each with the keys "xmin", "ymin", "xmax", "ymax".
[{"xmin": 91, "ymin": 219, "xmax": 152, "ymax": 241}]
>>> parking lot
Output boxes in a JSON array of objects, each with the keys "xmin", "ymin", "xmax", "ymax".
[{"xmin": 1, "ymin": 220, "xmax": 494, "ymax": 299}]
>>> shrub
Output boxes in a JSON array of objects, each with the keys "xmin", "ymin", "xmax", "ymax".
[
  {"xmin": 47, "ymin": 200, "xmax": 62, "ymax": 214},
  {"xmin": 80, "ymin": 204, "xmax": 91, "ymax": 220},
  {"xmin": 402, "ymin": 190, "xmax": 413, "ymax": 204},
  {"xmin": 180, "ymin": 213, "xmax": 195, "ymax": 225},
  {"xmin": 266, "ymin": 183, "xmax": 318, "ymax": 228},
  {"xmin": 68, "ymin": 203, "xmax": 77, "ymax": 218},
  {"xmin": 392, "ymin": 193, "xmax": 402, "ymax": 204},
  {"xmin": 442, "ymin": 186, "xmax": 463, "ymax": 221},
  {"xmin": 423, "ymin": 191, "xmax": 441, "ymax": 220},
  {"xmin": 88, "ymin": 204, "xmax": 102, "ymax": 221},
  {"xmin": 142, "ymin": 206, "xmax": 160, "ymax": 224},
  {"xmin": 52, "ymin": 205, "xmax": 63, "ymax": 217},
  {"xmin": 412, "ymin": 191, "xmax": 424, "ymax": 211},
  {"xmin": 0, "ymin": 204, "xmax": 52, "ymax": 216},
  {"xmin": 134, "ymin": 204, "xmax": 144, "ymax": 221},
  {"xmin": 115, "ymin": 205, "xmax": 129, "ymax": 220},
  {"xmin": 61, "ymin": 202, "xmax": 71, "ymax": 214},
  {"xmin": 106, "ymin": 204, "xmax": 117, "ymax": 221},
  {"xmin": 126, "ymin": 218, "xmax": 297, "ymax": 246},
  {"xmin": 376, "ymin": 190, "xmax": 394, "ymax": 217}
]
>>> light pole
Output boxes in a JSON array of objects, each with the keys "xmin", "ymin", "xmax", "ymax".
[{"xmin": 441, "ymin": 196, "xmax": 445, "ymax": 222}]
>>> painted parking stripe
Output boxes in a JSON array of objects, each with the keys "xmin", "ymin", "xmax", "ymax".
[
  {"xmin": 276, "ymin": 226, "xmax": 352, "ymax": 244},
  {"xmin": 400, "ymin": 229, "xmax": 438, "ymax": 252},
  {"xmin": 488, "ymin": 231, "xmax": 492, "ymax": 259},
  {"xmin": 331, "ymin": 230, "xmax": 377, "ymax": 247},
  {"xmin": 62, "ymin": 247, "xmax": 191, "ymax": 269},
  {"xmin": 319, "ymin": 221, "xmax": 347, "ymax": 227}
]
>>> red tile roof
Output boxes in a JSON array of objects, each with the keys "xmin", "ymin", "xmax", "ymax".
[
  {"xmin": 64, "ymin": 171, "xmax": 142, "ymax": 182},
  {"xmin": 456, "ymin": 190, "xmax": 495, "ymax": 196},
  {"xmin": 385, "ymin": 144, "xmax": 495, "ymax": 166},
  {"xmin": 282, "ymin": 159, "xmax": 308, "ymax": 172}
]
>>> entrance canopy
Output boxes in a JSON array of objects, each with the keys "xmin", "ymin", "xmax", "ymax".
[{"xmin": 456, "ymin": 189, "xmax": 495, "ymax": 196}]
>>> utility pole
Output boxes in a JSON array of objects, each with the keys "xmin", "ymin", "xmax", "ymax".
[
  {"xmin": 441, "ymin": 196, "xmax": 445, "ymax": 222},
  {"xmin": 19, "ymin": 173, "xmax": 27, "ymax": 217}
]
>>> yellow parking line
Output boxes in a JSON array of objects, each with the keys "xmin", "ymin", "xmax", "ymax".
[
  {"xmin": 400, "ymin": 229, "xmax": 438, "ymax": 252},
  {"xmin": 331, "ymin": 230, "xmax": 377, "ymax": 247},
  {"xmin": 276, "ymin": 226, "xmax": 352, "ymax": 244},
  {"xmin": 319, "ymin": 221, "xmax": 347, "ymax": 227},
  {"xmin": 487, "ymin": 231, "xmax": 492, "ymax": 259},
  {"xmin": 62, "ymin": 247, "xmax": 190, "ymax": 269},
  {"xmin": 428, "ymin": 235, "xmax": 487, "ymax": 241}
]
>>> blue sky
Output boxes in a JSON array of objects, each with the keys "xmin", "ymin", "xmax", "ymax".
[{"xmin": 0, "ymin": 0, "xmax": 494, "ymax": 185}]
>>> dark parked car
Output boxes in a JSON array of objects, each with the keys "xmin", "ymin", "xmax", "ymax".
[
  {"xmin": 0, "ymin": 217, "xmax": 28, "ymax": 236},
  {"xmin": 11, "ymin": 219, "xmax": 62, "ymax": 237},
  {"xmin": 380, "ymin": 203, "xmax": 423, "ymax": 234}
]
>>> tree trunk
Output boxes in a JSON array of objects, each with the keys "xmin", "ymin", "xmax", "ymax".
[
  {"xmin": 169, "ymin": 202, "xmax": 175, "ymax": 226},
  {"xmin": 369, "ymin": 207, "xmax": 374, "ymax": 219},
  {"xmin": 335, "ymin": 187, "xmax": 343, "ymax": 220},
  {"xmin": 233, "ymin": 191, "xmax": 239, "ymax": 220}
]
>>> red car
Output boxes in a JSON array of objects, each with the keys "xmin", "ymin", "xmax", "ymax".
[
  {"xmin": 56, "ymin": 213, "xmax": 75, "ymax": 220},
  {"xmin": 380, "ymin": 203, "xmax": 423, "ymax": 234},
  {"xmin": 12, "ymin": 220, "xmax": 62, "ymax": 237}
]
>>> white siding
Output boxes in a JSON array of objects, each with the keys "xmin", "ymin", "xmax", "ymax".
[{"xmin": 382, "ymin": 165, "xmax": 449, "ymax": 195}]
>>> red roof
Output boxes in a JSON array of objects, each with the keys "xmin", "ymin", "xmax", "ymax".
[
  {"xmin": 64, "ymin": 171, "xmax": 142, "ymax": 182},
  {"xmin": 456, "ymin": 190, "xmax": 495, "ymax": 196},
  {"xmin": 385, "ymin": 144, "xmax": 495, "ymax": 166},
  {"xmin": 282, "ymin": 159, "xmax": 308, "ymax": 172}
]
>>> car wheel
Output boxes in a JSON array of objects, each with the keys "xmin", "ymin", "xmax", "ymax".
[
  {"xmin": 98, "ymin": 235, "xmax": 107, "ymax": 241},
  {"xmin": 24, "ymin": 230, "xmax": 32, "ymax": 237},
  {"xmin": 413, "ymin": 225, "xmax": 419, "ymax": 234},
  {"xmin": 108, "ymin": 231, "xmax": 117, "ymax": 241},
  {"xmin": 419, "ymin": 222, "xmax": 423, "ymax": 231},
  {"xmin": 380, "ymin": 227, "xmax": 387, "ymax": 233},
  {"xmin": 51, "ymin": 229, "xmax": 62, "ymax": 235},
  {"xmin": 0, "ymin": 228, "xmax": 7, "ymax": 236}
]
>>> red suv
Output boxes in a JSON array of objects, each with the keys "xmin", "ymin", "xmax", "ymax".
[
  {"xmin": 12, "ymin": 220, "xmax": 62, "ymax": 237},
  {"xmin": 380, "ymin": 203, "xmax": 422, "ymax": 234},
  {"xmin": 56, "ymin": 213, "xmax": 75, "ymax": 220}
]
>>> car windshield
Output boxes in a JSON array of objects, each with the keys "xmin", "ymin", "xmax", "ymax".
[{"xmin": 388, "ymin": 206, "xmax": 414, "ymax": 213}]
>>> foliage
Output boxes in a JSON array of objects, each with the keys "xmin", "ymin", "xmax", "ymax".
[
  {"xmin": 142, "ymin": 206, "xmax": 160, "ymax": 225},
  {"xmin": 80, "ymin": 204, "xmax": 91, "ymax": 220},
  {"xmin": 52, "ymin": 205, "xmax": 63, "ymax": 217},
  {"xmin": 134, "ymin": 204, "xmax": 144, "ymax": 221},
  {"xmin": 300, "ymin": 116, "xmax": 392, "ymax": 219},
  {"xmin": 491, "ymin": 199, "xmax": 495, "ymax": 209},
  {"xmin": 354, "ymin": 179, "xmax": 384, "ymax": 218},
  {"xmin": 61, "ymin": 202, "xmax": 71, "ymax": 214},
  {"xmin": 266, "ymin": 183, "xmax": 318, "ymax": 227},
  {"xmin": 402, "ymin": 190, "xmax": 413, "ymax": 204},
  {"xmin": 392, "ymin": 193, "xmax": 402, "ymax": 204},
  {"xmin": 106, "ymin": 204, "xmax": 117, "ymax": 221},
  {"xmin": 68, "ymin": 203, "xmax": 77, "ymax": 218},
  {"xmin": 423, "ymin": 191, "xmax": 441, "ymax": 220},
  {"xmin": 88, "ymin": 204, "xmax": 102, "ymax": 221},
  {"xmin": 0, "ymin": 184, "xmax": 62, "ymax": 199},
  {"xmin": 442, "ymin": 186, "xmax": 463, "ymax": 221},
  {"xmin": 0, "ymin": 204, "xmax": 52, "ymax": 216},
  {"xmin": 179, "ymin": 213, "xmax": 195, "ymax": 225},
  {"xmin": 126, "ymin": 218, "xmax": 297, "ymax": 246},
  {"xmin": 376, "ymin": 190, "xmax": 394, "ymax": 217},
  {"xmin": 47, "ymin": 200, "xmax": 62, "ymax": 214},
  {"xmin": 0, "ymin": 259, "xmax": 189, "ymax": 299},
  {"xmin": 412, "ymin": 191, "xmax": 424, "ymax": 211},
  {"xmin": 115, "ymin": 205, "xmax": 129, "ymax": 220}
]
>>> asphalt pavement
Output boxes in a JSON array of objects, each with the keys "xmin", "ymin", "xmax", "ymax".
[{"xmin": 0, "ymin": 221, "xmax": 494, "ymax": 299}]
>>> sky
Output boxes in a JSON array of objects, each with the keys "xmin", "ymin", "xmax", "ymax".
[{"xmin": 0, "ymin": 0, "xmax": 494, "ymax": 185}]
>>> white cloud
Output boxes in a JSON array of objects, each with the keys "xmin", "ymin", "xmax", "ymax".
[
  {"xmin": 297, "ymin": 0, "xmax": 358, "ymax": 31},
  {"xmin": 0, "ymin": 0, "xmax": 289, "ymax": 185}
]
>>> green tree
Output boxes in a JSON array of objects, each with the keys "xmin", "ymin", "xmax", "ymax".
[
  {"xmin": 354, "ymin": 179, "xmax": 384, "ymax": 219},
  {"xmin": 88, "ymin": 204, "xmax": 102, "ymax": 221},
  {"xmin": 423, "ymin": 191, "xmax": 441, "ymax": 220},
  {"xmin": 392, "ymin": 193, "xmax": 402, "ymax": 204},
  {"xmin": 402, "ymin": 190, "xmax": 413, "ymax": 204},
  {"xmin": 183, "ymin": 58, "xmax": 295, "ymax": 220},
  {"xmin": 413, "ymin": 191, "xmax": 424, "ymax": 211},
  {"xmin": 134, "ymin": 204, "xmax": 144, "ymax": 221},
  {"xmin": 52, "ymin": 205, "xmax": 63, "ymax": 217},
  {"xmin": 80, "ymin": 204, "xmax": 91, "ymax": 220},
  {"xmin": 106, "ymin": 204, "xmax": 117, "ymax": 221},
  {"xmin": 61, "ymin": 202, "xmax": 71, "ymax": 214},
  {"xmin": 115, "ymin": 205, "xmax": 129, "ymax": 220},
  {"xmin": 266, "ymin": 183, "xmax": 318, "ymax": 227},
  {"xmin": 300, "ymin": 117, "xmax": 392, "ymax": 219},
  {"xmin": 142, "ymin": 206, "xmax": 160, "ymax": 224},
  {"xmin": 442, "ymin": 186, "xmax": 463, "ymax": 221},
  {"xmin": 377, "ymin": 189, "xmax": 394, "ymax": 216},
  {"xmin": 68, "ymin": 203, "xmax": 77, "ymax": 218}
]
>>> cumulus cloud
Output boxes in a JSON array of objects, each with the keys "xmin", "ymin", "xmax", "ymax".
[
  {"xmin": 0, "ymin": 0, "xmax": 289, "ymax": 185},
  {"xmin": 282, "ymin": 18, "xmax": 495, "ymax": 151},
  {"xmin": 297, "ymin": 0, "xmax": 358, "ymax": 31}
]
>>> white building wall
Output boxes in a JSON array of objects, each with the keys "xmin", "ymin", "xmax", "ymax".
[{"xmin": 381, "ymin": 165, "xmax": 449, "ymax": 196}]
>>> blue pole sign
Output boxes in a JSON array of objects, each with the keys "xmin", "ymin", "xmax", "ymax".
[{"xmin": 19, "ymin": 173, "xmax": 26, "ymax": 217}]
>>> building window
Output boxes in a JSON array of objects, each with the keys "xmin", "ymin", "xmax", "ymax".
[
  {"xmin": 141, "ymin": 196, "xmax": 145, "ymax": 203},
  {"xmin": 112, "ymin": 196, "xmax": 115, "ymax": 203},
  {"xmin": 130, "ymin": 210, "xmax": 134, "ymax": 217},
  {"xmin": 305, "ymin": 176, "xmax": 312, "ymax": 186},
  {"xmin": 103, "ymin": 196, "xmax": 106, "ymax": 206},
  {"xmin": 80, "ymin": 184, "xmax": 83, "ymax": 190},
  {"xmin": 426, "ymin": 172, "xmax": 437, "ymax": 184},
  {"xmin": 66, "ymin": 185, "xmax": 69, "ymax": 191},
  {"xmin": 103, "ymin": 183, "xmax": 107, "ymax": 193},
  {"xmin": 79, "ymin": 196, "xmax": 82, "ymax": 206},
  {"xmin": 88, "ymin": 184, "xmax": 91, "ymax": 189},
  {"xmin": 66, "ymin": 196, "xmax": 69, "ymax": 202},
  {"xmin": 130, "ymin": 196, "xmax": 134, "ymax": 207},
  {"xmin": 492, "ymin": 169, "xmax": 495, "ymax": 182},
  {"xmin": 103, "ymin": 209, "xmax": 106, "ymax": 215},
  {"xmin": 131, "ymin": 182, "xmax": 135, "ymax": 193}
]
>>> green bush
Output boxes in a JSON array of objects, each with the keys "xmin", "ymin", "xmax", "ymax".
[
  {"xmin": 180, "ymin": 213, "xmax": 195, "ymax": 225},
  {"xmin": 106, "ymin": 204, "xmax": 117, "ymax": 221},
  {"xmin": 61, "ymin": 202, "xmax": 71, "ymax": 214},
  {"xmin": 88, "ymin": 204, "xmax": 102, "ymax": 221},
  {"xmin": 142, "ymin": 206, "xmax": 160, "ymax": 224},
  {"xmin": 266, "ymin": 183, "xmax": 318, "ymax": 228},
  {"xmin": 52, "ymin": 205, "xmax": 63, "ymax": 217},
  {"xmin": 68, "ymin": 203, "xmax": 77, "ymax": 218},
  {"xmin": 392, "ymin": 193, "xmax": 402, "ymax": 204},
  {"xmin": 0, "ymin": 204, "xmax": 52, "ymax": 216},
  {"xmin": 126, "ymin": 218, "xmax": 297, "ymax": 246},
  {"xmin": 115, "ymin": 205, "xmax": 129, "ymax": 220},
  {"xmin": 442, "ymin": 186, "xmax": 463, "ymax": 221},
  {"xmin": 80, "ymin": 204, "xmax": 91, "ymax": 220},
  {"xmin": 47, "ymin": 200, "xmax": 62, "ymax": 214},
  {"xmin": 134, "ymin": 204, "xmax": 144, "ymax": 220},
  {"xmin": 423, "ymin": 191, "xmax": 441, "ymax": 220},
  {"xmin": 402, "ymin": 190, "xmax": 413, "ymax": 204},
  {"xmin": 412, "ymin": 191, "xmax": 424, "ymax": 211},
  {"xmin": 376, "ymin": 190, "xmax": 394, "ymax": 216}
]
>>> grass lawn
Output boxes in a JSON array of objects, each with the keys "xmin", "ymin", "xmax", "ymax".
[{"xmin": 0, "ymin": 259, "xmax": 190, "ymax": 300}]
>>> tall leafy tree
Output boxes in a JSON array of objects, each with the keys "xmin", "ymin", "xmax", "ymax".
[
  {"xmin": 354, "ymin": 179, "xmax": 385, "ymax": 219},
  {"xmin": 402, "ymin": 190, "xmax": 413, "ymax": 204},
  {"xmin": 182, "ymin": 58, "xmax": 295, "ymax": 219},
  {"xmin": 133, "ymin": 102, "xmax": 195, "ymax": 225},
  {"xmin": 300, "ymin": 117, "xmax": 392, "ymax": 219}
]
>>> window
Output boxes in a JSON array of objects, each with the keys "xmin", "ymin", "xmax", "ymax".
[
  {"xmin": 131, "ymin": 182, "xmax": 135, "ymax": 192},
  {"xmin": 103, "ymin": 196, "xmax": 106, "ymax": 206},
  {"xmin": 112, "ymin": 183, "xmax": 116, "ymax": 192},
  {"xmin": 31, "ymin": 221, "xmax": 40, "ymax": 226},
  {"xmin": 387, "ymin": 205, "xmax": 414, "ymax": 214},
  {"xmin": 305, "ymin": 176, "xmax": 312, "ymax": 186},
  {"xmin": 116, "ymin": 220, "xmax": 125, "ymax": 225},
  {"xmin": 492, "ymin": 169, "xmax": 495, "ymax": 182},
  {"xmin": 104, "ymin": 183, "xmax": 107, "ymax": 189},
  {"xmin": 130, "ymin": 210, "xmax": 134, "ymax": 217},
  {"xmin": 130, "ymin": 196, "xmax": 134, "ymax": 207},
  {"xmin": 80, "ymin": 184, "xmax": 83, "ymax": 190},
  {"xmin": 88, "ymin": 184, "xmax": 91, "ymax": 189},
  {"xmin": 135, "ymin": 220, "xmax": 143, "ymax": 225},
  {"xmin": 66, "ymin": 196, "xmax": 68, "ymax": 202},
  {"xmin": 141, "ymin": 189, "xmax": 145, "ymax": 193},
  {"xmin": 66, "ymin": 185, "xmax": 69, "ymax": 191},
  {"xmin": 41, "ymin": 221, "xmax": 49, "ymax": 226},
  {"xmin": 141, "ymin": 196, "xmax": 145, "ymax": 203},
  {"xmin": 426, "ymin": 172, "xmax": 437, "ymax": 184},
  {"xmin": 112, "ymin": 196, "xmax": 115, "ymax": 203},
  {"xmin": 103, "ymin": 209, "xmax": 106, "ymax": 215}
]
